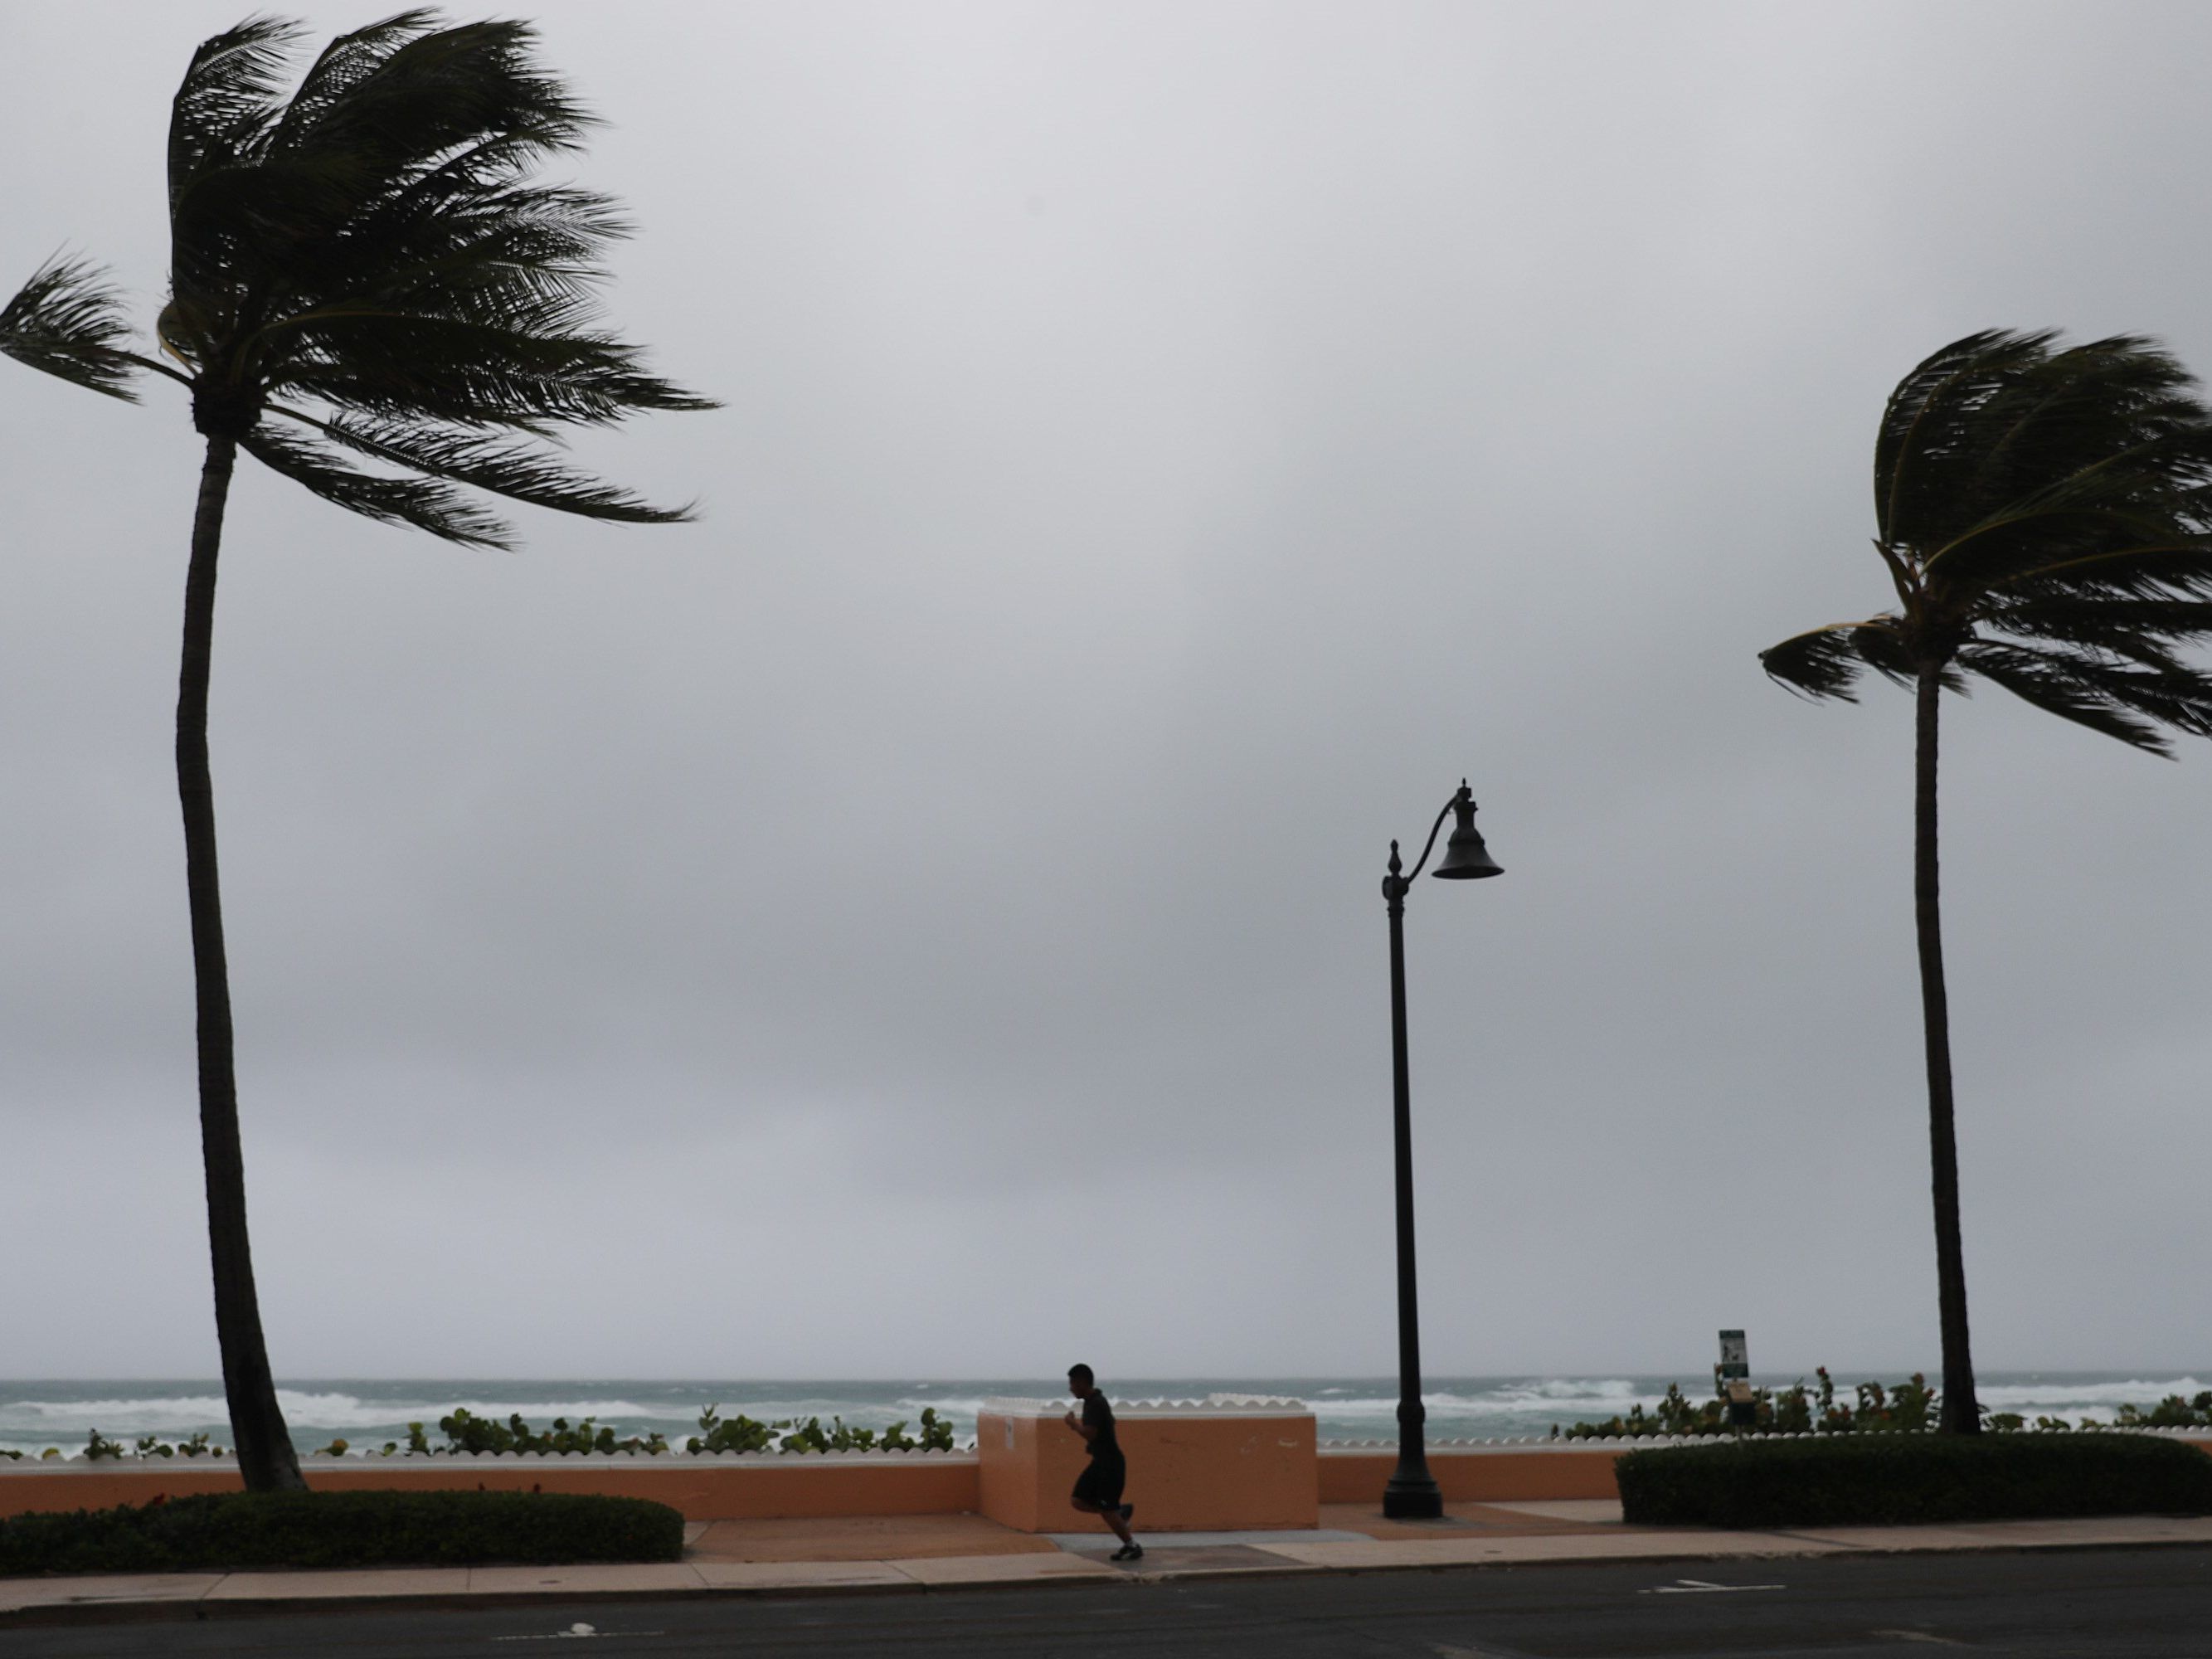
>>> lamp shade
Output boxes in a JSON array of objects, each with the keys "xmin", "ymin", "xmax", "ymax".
[{"xmin": 1432, "ymin": 795, "xmax": 1502, "ymax": 879}]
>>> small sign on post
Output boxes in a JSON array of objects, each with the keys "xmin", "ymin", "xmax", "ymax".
[{"xmin": 1718, "ymin": 1329, "xmax": 1755, "ymax": 1428}]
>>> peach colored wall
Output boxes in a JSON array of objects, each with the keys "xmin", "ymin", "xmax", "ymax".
[
  {"xmin": 0, "ymin": 1457, "xmax": 979, "ymax": 1524},
  {"xmin": 9, "ymin": 1435, "xmax": 2204, "ymax": 1525},
  {"xmin": 977, "ymin": 1408, "xmax": 1319, "ymax": 1532},
  {"xmin": 975, "ymin": 1411, "xmax": 1046, "ymax": 1532}
]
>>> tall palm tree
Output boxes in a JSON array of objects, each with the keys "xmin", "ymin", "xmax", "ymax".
[
  {"xmin": 1761, "ymin": 331, "xmax": 2212, "ymax": 1434},
  {"xmin": 0, "ymin": 12, "xmax": 712, "ymax": 1491}
]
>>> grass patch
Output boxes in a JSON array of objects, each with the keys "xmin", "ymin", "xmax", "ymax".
[
  {"xmin": 1616, "ymin": 1433, "xmax": 2212, "ymax": 1529},
  {"xmin": 0, "ymin": 1489, "xmax": 685, "ymax": 1575}
]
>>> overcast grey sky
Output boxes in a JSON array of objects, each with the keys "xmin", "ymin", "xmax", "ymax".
[{"xmin": 3, "ymin": 1, "xmax": 2208, "ymax": 1384}]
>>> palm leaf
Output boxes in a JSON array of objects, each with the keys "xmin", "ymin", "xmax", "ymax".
[
  {"xmin": 1957, "ymin": 640, "xmax": 2212, "ymax": 754},
  {"xmin": 1757, "ymin": 618, "xmax": 1923, "ymax": 699},
  {"xmin": 0, "ymin": 256, "xmax": 144, "ymax": 401},
  {"xmin": 168, "ymin": 17, "xmax": 299, "ymax": 222},
  {"xmin": 1874, "ymin": 328, "xmax": 2055, "ymax": 552},
  {"xmin": 9, "ymin": 12, "xmax": 714, "ymax": 542},
  {"xmin": 273, "ymin": 405, "xmax": 694, "ymax": 524},
  {"xmin": 241, "ymin": 423, "xmax": 512, "ymax": 547}
]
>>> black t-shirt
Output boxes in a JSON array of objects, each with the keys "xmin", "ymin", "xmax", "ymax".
[{"xmin": 1082, "ymin": 1392, "xmax": 1119, "ymax": 1460}]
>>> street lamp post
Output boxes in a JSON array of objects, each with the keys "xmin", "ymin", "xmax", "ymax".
[{"xmin": 1380, "ymin": 780, "xmax": 1501, "ymax": 1520}]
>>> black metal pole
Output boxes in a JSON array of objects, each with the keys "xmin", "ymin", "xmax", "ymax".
[{"xmin": 1382, "ymin": 839, "xmax": 1443, "ymax": 1519}]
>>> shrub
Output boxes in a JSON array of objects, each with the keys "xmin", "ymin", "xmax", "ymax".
[
  {"xmin": 431, "ymin": 1408, "xmax": 669, "ymax": 1458},
  {"xmin": 1616, "ymin": 1433, "xmax": 2212, "ymax": 1529},
  {"xmin": 0, "ymin": 1490, "xmax": 684, "ymax": 1576},
  {"xmin": 2117, "ymin": 1392, "xmax": 2212, "ymax": 1429},
  {"xmin": 31, "ymin": 1403, "xmax": 971, "ymax": 1465},
  {"xmin": 1552, "ymin": 1368, "xmax": 2205, "ymax": 1440},
  {"xmin": 685, "ymin": 1403, "xmax": 957, "ymax": 1456}
]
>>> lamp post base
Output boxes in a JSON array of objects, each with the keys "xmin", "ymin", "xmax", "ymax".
[{"xmin": 1382, "ymin": 1472, "xmax": 1444, "ymax": 1520}]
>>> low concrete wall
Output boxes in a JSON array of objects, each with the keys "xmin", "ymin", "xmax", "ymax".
[
  {"xmin": 977, "ymin": 1398, "xmax": 1318, "ymax": 1532},
  {"xmin": 8, "ymin": 1431, "xmax": 2205, "ymax": 1525},
  {"xmin": 0, "ymin": 1453, "xmax": 979, "ymax": 1524}
]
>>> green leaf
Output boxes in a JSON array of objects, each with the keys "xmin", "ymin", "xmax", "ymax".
[
  {"xmin": 0, "ymin": 257, "xmax": 143, "ymax": 401},
  {"xmin": 241, "ymin": 424, "xmax": 513, "ymax": 547}
]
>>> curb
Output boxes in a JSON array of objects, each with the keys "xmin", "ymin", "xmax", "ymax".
[{"xmin": 8, "ymin": 1530, "xmax": 2212, "ymax": 1628}]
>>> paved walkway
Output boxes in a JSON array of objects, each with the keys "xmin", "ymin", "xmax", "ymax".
[{"xmin": 7, "ymin": 1501, "xmax": 2211, "ymax": 1623}]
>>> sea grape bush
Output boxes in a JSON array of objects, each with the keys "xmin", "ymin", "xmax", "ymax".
[
  {"xmin": 15, "ymin": 1402, "xmax": 963, "ymax": 1463},
  {"xmin": 2114, "ymin": 1392, "xmax": 2212, "ymax": 1428},
  {"xmin": 53, "ymin": 1431, "xmax": 226, "ymax": 1461},
  {"xmin": 1553, "ymin": 1371, "xmax": 2212, "ymax": 1439},
  {"xmin": 428, "ymin": 1408, "xmax": 671, "ymax": 1457},
  {"xmin": 687, "ymin": 1404, "xmax": 957, "ymax": 1455},
  {"xmin": 356, "ymin": 1404, "xmax": 957, "ymax": 1458}
]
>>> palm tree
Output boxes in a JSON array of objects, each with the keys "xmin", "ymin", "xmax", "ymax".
[
  {"xmin": 1761, "ymin": 331, "xmax": 2212, "ymax": 1433},
  {"xmin": 0, "ymin": 12, "xmax": 712, "ymax": 1491}
]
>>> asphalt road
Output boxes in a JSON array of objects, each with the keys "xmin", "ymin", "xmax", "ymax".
[{"xmin": 8, "ymin": 1548, "xmax": 2210, "ymax": 1657}]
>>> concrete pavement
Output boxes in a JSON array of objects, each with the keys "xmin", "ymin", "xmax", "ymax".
[{"xmin": 5, "ymin": 1498, "xmax": 2210, "ymax": 1624}]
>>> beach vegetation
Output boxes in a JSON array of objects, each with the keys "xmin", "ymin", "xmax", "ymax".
[
  {"xmin": 1760, "ymin": 332, "xmax": 2212, "ymax": 1433},
  {"xmin": 2115, "ymin": 1390, "xmax": 2212, "ymax": 1428},
  {"xmin": 363, "ymin": 1402, "xmax": 961, "ymax": 1457},
  {"xmin": 1556, "ymin": 1366, "xmax": 1937, "ymax": 1439},
  {"xmin": 432, "ymin": 1408, "xmax": 671, "ymax": 1457},
  {"xmin": 0, "ymin": 1490, "xmax": 683, "ymax": 1576},
  {"xmin": 1551, "ymin": 1370, "xmax": 2212, "ymax": 1439},
  {"xmin": 0, "ymin": 13, "xmax": 710, "ymax": 1493},
  {"xmin": 688, "ymin": 1403, "xmax": 959, "ymax": 1455},
  {"xmin": 17, "ymin": 1404, "xmax": 965, "ymax": 1463},
  {"xmin": 1617, "ymin": 1433, "xmax": 2212, "ymax": 1527}
]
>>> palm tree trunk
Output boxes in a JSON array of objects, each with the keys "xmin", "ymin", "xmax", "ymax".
[
  {"xmin": 179, "ymin": 433, "xmax": 306, "ymax": 1493},
  {"xmin": 1913, "ymin": 661, "xmax": 1979, "ymax": 1435}
]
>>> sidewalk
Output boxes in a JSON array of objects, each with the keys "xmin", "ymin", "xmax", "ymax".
[{"xmin": 6, "ymin": 1500, "xmax": 2210, "ymax": 1623}]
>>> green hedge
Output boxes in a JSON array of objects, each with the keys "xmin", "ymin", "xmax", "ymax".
[
  {"xmin": 0, "ymin": 1490, "xmax": 685, "ymax": 1575},
  {"xmin": 1616, "ymin": 1433, "xmax": 2212, "ymax": 1529}
]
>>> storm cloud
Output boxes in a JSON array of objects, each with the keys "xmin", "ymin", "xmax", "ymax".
[{"xmin": 2, "ymin": 1, "xmax": 2206, "ymax": 1381}]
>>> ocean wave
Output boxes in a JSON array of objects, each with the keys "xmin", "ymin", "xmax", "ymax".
[
  {"xmin": 0, "ymin": 1392, "xmax": 668, "ymax": 1434},
  {"xmin": 1312, "ymin": 1384, "xmax": 1655, "ymax": 1418},
  {"xmin": 890, "ymin": 1395, "xmax": 1008, "ymax": 1419},
  {"xmin": 0, "ymin": 1395, "xmax": 236, "ymax": 1429},
  {"xmin": 1976, "ymin": 1378, "xmax": 2205, "ymax": 1409}
]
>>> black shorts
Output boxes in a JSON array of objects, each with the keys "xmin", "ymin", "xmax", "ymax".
[{"xmin": 1072, "ymin": 1452, "xmax": 1126, "ymax": 1508}]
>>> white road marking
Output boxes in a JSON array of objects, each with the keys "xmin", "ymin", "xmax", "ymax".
[
  {"xmin": 1872, "ymin": 1632, "xmax": 1970, "ymax": 1647},
  {"xmin": 492, "ymin": 1623, "xmax": 665, "ymax": 1642},
  {"xmin": 1643, "ymin": 1578, "xmax": 1787, "ymax": 1594}
]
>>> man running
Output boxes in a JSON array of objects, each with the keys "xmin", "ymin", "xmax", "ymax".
[{"xmin": 1064, "ymin": 1363, "xmax": 1140, "ymax": 1560}]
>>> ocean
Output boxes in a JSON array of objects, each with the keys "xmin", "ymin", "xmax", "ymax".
[{"xmin": 3, "ymin": 1373, "xmax": 2204, "ymax": 1459}]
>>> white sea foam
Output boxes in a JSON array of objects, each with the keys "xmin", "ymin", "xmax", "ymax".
[
  {"xmin": 0, "ymin": 1392, "xmax": 664, "ymax": 1435},
  {"xmin": 890, "ymin": 1394, "xmax": 1007, "ymax": 1420},
  {"xmin": 1976, "ymin": 1378, "xmax": 2206, "ymax": 1410},
  {"xmin": 0, "ymin": 1395, "xmax": 236, "ymax": 1429},
  {"xmin": 1307, "ymin": 1382, "xmax": 1656, "ymax": 1420}
]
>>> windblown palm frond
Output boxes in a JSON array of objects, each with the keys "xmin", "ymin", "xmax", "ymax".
[
  {"xmin": 7, "ymin": 8, "xmax": 714, "ymax": 545},
  {"xmin": 277, "ymin": 407, "xmax": 695, "ymax": 527},
  {"xmin": 1757, "ymin": 618, "xmax": 1903, "ymax": 699},
  {"xmin": 1764, "ymin": 329, "xmax": 2212, "ymax": 739},
  {"xmin": 240, "ymin": 422, "xmax": 510, "ymax": 546},
  {"xmin": 0, "ymin": 256, "xmax": 147, "ymax": 400}
]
